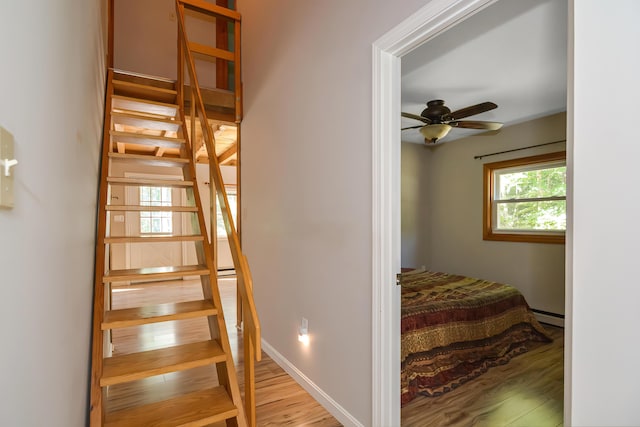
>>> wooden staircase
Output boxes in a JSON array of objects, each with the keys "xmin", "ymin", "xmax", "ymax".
[{"xmin": 90, "ymin": 1, "xmax": 260, "ymax": 425}]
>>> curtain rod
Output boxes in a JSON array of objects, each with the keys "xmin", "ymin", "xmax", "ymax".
[{"xmin": 474, "ymin": 139, "xmax": 566, "ymax": 160}]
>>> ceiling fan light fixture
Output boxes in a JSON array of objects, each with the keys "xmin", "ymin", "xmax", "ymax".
[{"xmin": 419, "ymin": 124, "xmax": 452, "ymax": 143}]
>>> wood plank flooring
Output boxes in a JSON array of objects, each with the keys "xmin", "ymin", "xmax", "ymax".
[
  {"xmin": 401, "ymin": 325, "xmax": 564, "ymax": 427},
  {"xmin": 108, "ymin": 277, "xmax": 341, "ymax": 426},
  {"xmin": 109, "ymin": 277, "xmax": 563, "ymax": 427}
]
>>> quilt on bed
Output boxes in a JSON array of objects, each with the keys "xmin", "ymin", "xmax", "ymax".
[{"xmin": 401, "ymin": 270, "xmax": 552, "ymax": 406}]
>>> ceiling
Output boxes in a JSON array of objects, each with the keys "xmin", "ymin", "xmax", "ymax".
[{"xmin": 401, "ymin": 0, "xmax": 567, "ymax": 144}]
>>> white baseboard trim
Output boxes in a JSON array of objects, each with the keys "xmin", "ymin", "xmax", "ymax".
[
  {"xmin": 534, "ymin": 312, "xmax": 565, "ymax": 328},
  {"xmin": 261, "ymin": 338, "xmax": 364, "ymax": 427}
]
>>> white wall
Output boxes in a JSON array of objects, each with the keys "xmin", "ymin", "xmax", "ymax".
[
  {"xmin": 401, "ymin": 113, "xmax": 566, "ymax": 316},
  {"xmin": 239, "ymin": 1, "xmax": 430, "ymax": 425},
  {"xmin": 0, "ymin": 0, "xmax": 105, "ymax": 425},
  {"xmin": 570, "ymin": 1, "xmax": 640, "ymax": 425}
]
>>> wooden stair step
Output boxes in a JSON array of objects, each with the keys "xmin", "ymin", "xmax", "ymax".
[
  {"xmin": 112, "ymin": 111, "xmax": 182, "ymax": 132},
  {"xmin": 113, "ymin": 79, "xmax": 177, "ymax": 104},
  {"xmin": 104, "ymin": 386, "xmax": 238, "ymax": 427},
  {"xmin": 110, "ymin": 131, "xmax": 185, "ymax": 150},
  {"xmin": 104, "ymin": 235, "xmax": 204, "ymax": 244},
  {"xmin": 106, "ymin": 205, "xmax": 198, "ymax": 212},
  {"xmin": 104, "ymin": 264, "xmax": 209, "ymax": 283},
  {"xmin": 112, "ymin": 95, "xmax": 179, "ymax": 118},
  {"xmin": 108, "ymin": 152, "xmax": 189, "ymax": 167},
  {"xmin": 103, "ymin": 300, "xmax": 217, "ymax": 330},
  {"xmin": 107, "ymin": 177, "xmax": 193, "ymax": 188},
  {"xmin": 181, "ymin": 0, "xmax": 241, "ymax": 20},
  {"xmin": 113, "ymin": 71, "xmax": 176, "ymax": 88},
  {"xmin": 184, "ymin": 85, "xmax": 235, "ymax": 109},
  {"xmin": 101, "ymin": 340, "xmax": 226, "ymax": 386}
]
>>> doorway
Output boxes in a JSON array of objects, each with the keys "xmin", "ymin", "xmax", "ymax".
[{"xmin": 371, "ymin": 1, "xmax": 572, "ymax": 425}]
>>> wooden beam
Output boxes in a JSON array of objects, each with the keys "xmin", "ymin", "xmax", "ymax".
[
  {"xmin": 108, "ymin": 0, "xmax": 114, "ymax": 69},
  {"xmin": 116, "ymin": 142, "xmax": 126, "ymax": 154},
  {"xmin": 216, "ymin": 0, "xmax": 229, "ymax": 90},
  {"xmin": 154, "ymin": 147, "xmax": 166, "ymax": 157},
  {"xmin": 217, "ymin": 144, "xmax": 236, "ymax": 165},
  {"xmin": 234, "ymin": 15, "xmax": 242, "ymax": 122}
]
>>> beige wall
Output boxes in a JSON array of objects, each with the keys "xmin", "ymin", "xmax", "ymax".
[
  {"xmin": 239, "ymin": 0, "xmax": 431, "ymax": 424},
  {"xmin": 0, "ymin": 0, "xmax": 105, "ymax": 425},
  {"xmin": 402, "ymin": 113, "xmax": 566, "ymax": 315},
  {"xmin": 401, "ymin": 142, "xmax": 432, "ymax": 269},
  {"xmin": 114, "ymin": 0, "xmax": 218, "ymax": 87}
]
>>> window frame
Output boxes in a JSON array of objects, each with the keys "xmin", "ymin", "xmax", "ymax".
[
  {"xmin": 139, "ymin": 185, "xmax": 173, "ymax": 235},
  {"xmin": 215, "ymin": 185, "xmax": 237, "ymax": 240},
  {"xmin": 483, "ymin": 151, "xmax": 566, "ymax": 244}
]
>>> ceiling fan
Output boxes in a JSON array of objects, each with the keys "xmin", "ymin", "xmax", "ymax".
[{"xmin": 402, "ymin": 99, "xmax": 503, "ymax": 144}]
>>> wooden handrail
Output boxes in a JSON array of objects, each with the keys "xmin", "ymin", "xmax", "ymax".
[
  {"xmin": 181, "ymin": 0, "xmax": 241, "ymax": 21},
  {"xmin": 176, "ymin": 2, "xmax": 260, "ymax": 425}
]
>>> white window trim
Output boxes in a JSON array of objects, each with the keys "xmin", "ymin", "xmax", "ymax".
[{"xmin": 139, "ymin": 185, "xmax": 174, "ymax": 235}]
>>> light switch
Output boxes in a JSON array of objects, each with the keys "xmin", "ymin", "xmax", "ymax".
[{"xmin": 0, "ymin": 127, "xmax": 16, "ymax": 208}]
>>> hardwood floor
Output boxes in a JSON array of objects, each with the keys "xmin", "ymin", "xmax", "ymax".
[
  {"xmin": 108, "ymin": 277, "xmax": 341, "ymax": 426},
  {"xmin": 401, "ymin": 325, "xmax": 564, "ymax": 427},
  {"xmin": 109, "ymin": 278, "xmax": 563, "ymax": 427}
]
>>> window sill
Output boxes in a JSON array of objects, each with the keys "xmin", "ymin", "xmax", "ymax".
[{"xmin": 483, "ymin": 231, "xmax": 565, "ymax": 244}]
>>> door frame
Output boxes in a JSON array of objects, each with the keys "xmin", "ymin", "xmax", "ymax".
[{"xmin": 371, "ymin": 0, "xmax": 573, "ymax": 425}]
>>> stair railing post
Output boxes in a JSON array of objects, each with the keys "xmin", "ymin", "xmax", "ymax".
[{"xmin": 234, "ymin": 16, "xmax": 242, "ymax": 122}]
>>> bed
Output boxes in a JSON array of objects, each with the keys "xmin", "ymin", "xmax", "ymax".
[{"xmin": 400, "ymin": 269, "xmax": 552, "ymax": 406}]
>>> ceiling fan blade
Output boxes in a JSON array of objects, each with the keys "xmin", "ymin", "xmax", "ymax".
[
  {"xmin": 402, "ymin": 125, "xmax": 425, "ymax": 131},
  {"xmin": 447, "ymin": 102, "xmax": 497, "ymax": 120},
  {"xmin": 450, "ymin": 120, "xmax": 503, "ymax": 130},
  {"xmin": 401, "ymin": 112, "xmax": 431, "ymax": 124}
]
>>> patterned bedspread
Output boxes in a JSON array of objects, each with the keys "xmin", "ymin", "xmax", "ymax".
[{"xmin": 401, "ymin": 270, "xmax": 552, "ymax": 406}]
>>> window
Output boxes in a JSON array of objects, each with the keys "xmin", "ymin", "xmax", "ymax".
[
  {"xmin": 139, "ymin": 186, "xmax": 173, "ymax": 234},
  {"xmin": 483, "ymin": 152, "xmax": 566, "ymax": 243},
  {"xmin": 215, "ymin": 186, "xmax": 237, "ymax": 238}
]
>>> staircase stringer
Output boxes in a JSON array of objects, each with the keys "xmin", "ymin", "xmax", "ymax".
[
  {"xmin": 89, "ymin": 68, "xmax": 116, "ymax": 427},
  {"xmin": 176, "ymin": 105, "xmax": 248, "ymax": 427}
]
